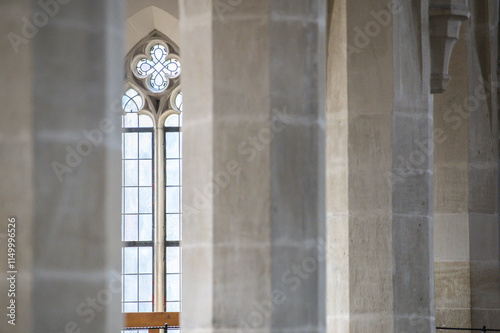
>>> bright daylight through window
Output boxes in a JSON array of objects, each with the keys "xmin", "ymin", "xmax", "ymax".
[{"xmin": 121, "ymin": 33, "xmax": 183, "ymax": 321}]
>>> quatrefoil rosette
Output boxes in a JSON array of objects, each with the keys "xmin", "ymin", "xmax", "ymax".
[{"xmin": 130, "ymin": 40, "xmax": 181, "ymax": 95}]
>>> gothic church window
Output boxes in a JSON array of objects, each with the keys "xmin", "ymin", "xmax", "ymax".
[{"xmin": 121, "ymin": 32, "xmax": 182, "ymax": 316}]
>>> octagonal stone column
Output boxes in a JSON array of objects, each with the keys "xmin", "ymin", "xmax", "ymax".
[
  {"xmin": 327, "ymin": 0, "xmax": 435, "ymax": 332},
  {"xmin": 180, "ymin": 1, "xmax": 327, "ymax": 333},
  {"xmin": 0, "ymin": 1, "xmax": 124, "ymax": 332}
]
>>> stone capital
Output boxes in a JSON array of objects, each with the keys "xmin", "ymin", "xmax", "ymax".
[{"xmin": 429, "ymin": 0, "xmax": 470, "ymax": 93}]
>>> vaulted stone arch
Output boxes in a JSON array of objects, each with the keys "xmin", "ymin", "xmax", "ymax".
[{"xmin": 126, "ymin": 5, "xmax": 179, "ymax": 53}]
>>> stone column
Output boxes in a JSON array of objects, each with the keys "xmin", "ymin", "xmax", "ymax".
[
  {"xmin": 180, "ymin": 1, "xmax": 326, "ymax": 333},
  {"xmin": 465, "ymin": 0, "xmax": 500, "ymax": 327},
  {"xmin": 0, "ymin": 1, "xmax": 124, "ymax": 332},
  {"xmin": 327, "ymin": 0, "xmax": 435, "ymax": 332},
  {"xmin": 433, "ymin": 0, "xmax": 500, "ymax": 329},
  {"xmin": 433, "ymin": 22, "xmax": 472, "ymax": 329}
]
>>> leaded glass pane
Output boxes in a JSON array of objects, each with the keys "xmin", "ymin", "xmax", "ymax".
[
  {"xmin": 123, "ymin": 215, "xmax": 138, "ymax": 242},
  {"xmin": 138, "ymin": 133, "xmax": 152, "ymax": 159},
  {"xmin": 138, "ymin": 214, "xmax": 153, "ymax": 242},
  {"xmin": 124, "ymin": 188, "xmax": 138, "ymax": 214},
  {"xmin": 124, "ymin": 160, "xmax": 138, "ymax": 187},
  {"xmin": 166, "ymin": 214, "xmax": 180, "ymax": 241},
  {"xmin": 139, "ymin": 274, "xmax": 153, "ymax": 301},
  {"xmin": 123, "ymin": 132, "xmax": 138, "ymax": 159},
  {"xmin": 164, "ymin": 114, "xmax": 180, "ymax": 127},
  {"xmin": 138, "ymin": 114, "xmax": 153, "ymax": 128},
  {"xmin": 165, "ymin": 132, "xmax": 180, "ymax": 158},
  {"xmin": 138, "ymin": 187, "xmax": 152, "ymax": 214},
  {"xmin": 123, "ymin": 113, "xmax": 139, "ymax": 128},
  {"xmin": 166, "ymin": 302, "xmax": 180, "ymax": 312},
  {"xmin": 174, "ymin": 91, "xmax": 183, "ymax": 112},
  {"xmin": 138, "ymin": 160, "xmax": 152, "ymax": 187},
  {"xmin": 166, "ymin": 274, "xmax": 180, "ymax": 301},
  {"xmin": 166, "ymin": 187, "xmax": 180, "ymax": 213},
  {"xmin": 138, "ymin": 247, "xmax": 153, "ymax": 274},
  {"xmin": 166, "ymin": 247, "xmax": 180, "ymax": 274},
  {"xmin": 138, "ymin": 302, "xmax": 152, "ymax": 312},
  {"xmin": 123, "ymin": 275, "xmax": 138, "ymax": 302},
  {"xmin": 122, "ymin": 88, "xmax": 144, "ymax": 112},
  {"xmin": 166, "ymin": 159, "xmax": 180, "ymax": 186},
  {"xmin": 123, "ymin": 247, "xmax": 138, "ymax": 274},
  {"xmin": 134, "ymin": 44, "xmax": 181, "ymax": 93},
  {"xmin": 123, "ymin": 302, "xmax": 137, "ymax": 313}
]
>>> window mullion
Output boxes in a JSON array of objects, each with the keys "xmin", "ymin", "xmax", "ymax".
[{"xmin": 153, "ymin": 124, "xmax": 166, "ymax": 312}]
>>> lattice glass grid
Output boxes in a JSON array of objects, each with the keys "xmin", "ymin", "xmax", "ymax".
[
  {"xmin": 122, "ymin": 130, "xmax": 154, "ymax": 313},
  {"xmin": 165, "ymin": 123, "xmax": 182, "ymax": 312},
  {"xmin": 123, "ymin": 113, "xmax": 154, "ymax": 128}
]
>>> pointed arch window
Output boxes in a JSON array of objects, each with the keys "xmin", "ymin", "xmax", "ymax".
[{"xmin": 121, "ymin": 31, "xmax": 182, "ymax": 315}]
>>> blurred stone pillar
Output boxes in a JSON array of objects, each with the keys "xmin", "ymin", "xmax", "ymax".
[
  {"xmin": 180, "ymin": 1, "xmax": 326, "ymax": 332},
  {"xmin": 327, "ymin": 0, "xmax": 435, "ymax": 332},
  {"xmin": 0, "ymin": 1, "xmax": 34, "ymax": 332},
  {"xmin": 0, "ymin": 0, "xmax": 124, "ymax": 332}
]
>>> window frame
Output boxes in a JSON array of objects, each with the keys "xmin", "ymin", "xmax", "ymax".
[{"xmin": 121, "ymin": 30, "xmax": 182, "ymax": 314}]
